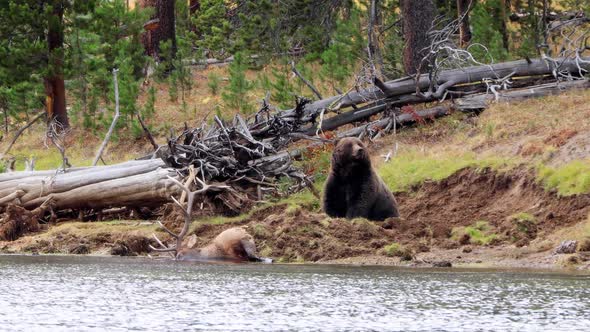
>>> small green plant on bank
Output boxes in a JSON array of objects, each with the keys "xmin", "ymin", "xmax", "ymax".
[
  {"xmin": 537, "ymin": 160, "xmax": 590, "ymax": 196},
  {"xmin": 508, "ymin": 212, "xmax": 537, "ymax": 241},
  {"xmin": 383, "ymin": 242, "xmax": 413, "ymax": 261},
  {"xmin": 207, "ymin": 72, "xmax": 222, "ymax": 95},
  {"xmin": 452, "ymin": 221, "xmax": 498, "ymax": 245},
  {"xmin": 509, "ymin": 212, "xmax": 536, "ymax": 232}
]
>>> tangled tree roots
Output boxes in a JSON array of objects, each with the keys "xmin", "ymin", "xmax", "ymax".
[
  {"xmin": 0, "ymin": 199, "xmax": 53, "ymax": 241},
  {"xmin": 0, "ymin": 205, "xmax": 41, "ymax": 241}
]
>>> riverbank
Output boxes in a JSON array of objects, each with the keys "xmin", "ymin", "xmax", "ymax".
[
  {"xmin": 2, "ymin": 83, "xmax": 590, "ymax": 271},
  {"xmin": 2, "ymin": 165, "xmax": 589, "ymax": 270}
]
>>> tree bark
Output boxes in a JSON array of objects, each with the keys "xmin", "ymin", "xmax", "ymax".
[
  {"xmin": 457, "ymin": 0, "xmax": 473, "ymax": 47},
  {"xmin": 276, "ymin": 56, "xmax": 590, "ymax": 123},
  {"xmin": 139, "ymin": 0, "xmax": 177, "ymax": 61},
  {"xmin": 189, "ymin": 0, "xmax": 200, "ymax": 14},
  {"xmin": 44, "ymin": 1, "xmax": 69, "ymax": 129},
  {"xmin": 0, "ymin": 160, "xmax": 179, "ymax": 211},
  {"xmin": 401, "ymin": 0, "xmax": 436, "ymax": 75},
  {"xmin": 500, "ymin": 0, "xmax": 510, "ymax": 51}
]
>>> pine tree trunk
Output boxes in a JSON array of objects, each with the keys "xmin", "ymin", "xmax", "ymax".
[
  {"xmin": 44, "ymin": 1, "xmax": 69, "ymax": 129},
  {"xmin": 190, "ymin": 0, "xmax": 200, "ymax": 14},
  {"xmin": 457, "ymin": 0, "xmax": 473, "ymax": 47},
  {"xmin": 139, "ymin": 0, "xmax": 177, "ymax": 61},
  {"xmin": 500, "ymin": 0, "xmax": 510, "ymax": 51},
  {"xmin": 401, "ymin": 0, "xmax": 436, "ymax": 75}
]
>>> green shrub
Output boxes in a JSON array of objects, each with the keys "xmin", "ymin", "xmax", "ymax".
[
  {"xmin": 537, "ymin": 160, "xmax": 590, "ymax": 196},
  {"xmin": 207, "ymin": 72, "xmax": 222, "ymax": 95},
  {"xmin": 383, "ymin": 242, "xmax": 413, "ymax": 261},
  {"xmin": 452, "ymin": 221, "xmax": 498, "ymax": 245}
]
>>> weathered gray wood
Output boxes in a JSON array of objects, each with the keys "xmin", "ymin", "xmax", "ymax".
[
  {"xmin": 23, "ymin": 168, "xmax": 180, "ymax": 210},
  {"xmin": 93, "ymin": 69, "xmax": 121, "ymax": 166},
  {"xmin": 338, "ymin": 106, "xmax": 452, "ymax": 138},
  {"xmin": 280, "ymin": 56, "xmax": 590, "ymax": 120},
  {"xmin": 303, "ymin": 79, "xmax": 589, "ymax": 136},
  {"xmin": 0, "ymin": 159, "xmax": 173, "ymax": 211},
  {"xmin": 456, "ymin": 79, "xmax": 590, "ymax": 110},
  {"xmin": 0, "ymin": 159, "xmax": 165, "ymax": 195}
]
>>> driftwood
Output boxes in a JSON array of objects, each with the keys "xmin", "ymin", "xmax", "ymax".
[
  {"xmin": 163, "ymin": 110, "xmax": 312, "ymax": 212},
  {"xmin": 335, "ymin": 79, "xmax": 590, "ymax": 140},
  {"xmin": 456, "ymin": 79, "xmax": 590, "ymax": 110},
  {"xmin": 149, "ymin": 165, "xmax": 229, "ymax": 256}
]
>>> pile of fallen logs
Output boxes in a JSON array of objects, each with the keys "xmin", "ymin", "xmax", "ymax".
[
  {"xmin": 0, "ymin": 55, "xmax": 589, "ymax": 228},
  {"xmin": 246, "ymin": 56, "xmax": 590, "ymax": 142}
]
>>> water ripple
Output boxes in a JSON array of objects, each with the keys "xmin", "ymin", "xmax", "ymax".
[{"xmin": 0, "ymin": 255, "xmax": 589, "ymax": 331}]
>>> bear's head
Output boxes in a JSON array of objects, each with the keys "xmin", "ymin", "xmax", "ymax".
[{"xmin": 331, "ymin": 137, "xmax": 371, "ymax": 175}]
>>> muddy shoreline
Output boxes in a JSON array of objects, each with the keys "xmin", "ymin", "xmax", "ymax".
[{"xmin": 1, "ymin": 251, "xmax": 589, "ymax": 274}]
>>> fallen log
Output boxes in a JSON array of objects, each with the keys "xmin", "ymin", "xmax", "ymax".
[
  {"xmin": 0, "ymin": 159, "xmax": 177, "ymax": 211},
  {"xmin": 277, "ymin": 56, "xmax": 590, "ymax": 122},
  {"xmin": 301, "ymin": 75, "xmax": 558, "ymax": 135},
  {"xmin": 337, "ymin": 79, "xmax": 590, "ymax": 139},
  {"xmin": 456, "ymin": 79, "xmax": 590, "ymax": 110}
]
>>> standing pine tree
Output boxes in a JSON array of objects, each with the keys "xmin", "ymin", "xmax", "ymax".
[
  {"xmin": 470, "ymin": 0, "xmax": 509, "ymax": 62},
  {"xmin": 0, "ymin": 1, "xmax": 99, "ymax": 131},
  {"xmin": 222, "ymin": 53, "xmax": 254, "ymax": 115},
  {"xmin": 139, "ymin": 0, "xmax": 176, "ymax": 62},
  {"xmin": 401, "ymin": 0, "xmax": 436, "ymax": 75}
]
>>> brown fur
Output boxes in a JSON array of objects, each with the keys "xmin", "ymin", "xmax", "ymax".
[
  {"xmin": 323, "ymin": 137, "xmax": 399, "ymax": 221},
  {"xmin": 176, "ymin": 227, "xmax": 264, "ymax": 262}
]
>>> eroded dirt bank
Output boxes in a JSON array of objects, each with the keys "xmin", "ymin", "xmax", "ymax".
[{"xmin": 2, "ymin": 168, "xmax": 590, "ymax": 269}]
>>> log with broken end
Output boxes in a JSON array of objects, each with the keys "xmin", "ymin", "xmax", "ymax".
[{"xmin": 0, "ymin": 159, "xmax": 179, "ymax": 212}]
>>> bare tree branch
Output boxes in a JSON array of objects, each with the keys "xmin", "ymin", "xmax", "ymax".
[{"xmin": 93, "ymin": 68, "xmax": 121, "ymax": 166}]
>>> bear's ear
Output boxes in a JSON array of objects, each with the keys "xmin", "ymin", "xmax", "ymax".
[{"xmin": 332, "ymin": 137, "xmax": 342, "ymax": 147}]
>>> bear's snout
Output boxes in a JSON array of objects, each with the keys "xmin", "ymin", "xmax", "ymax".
[{"xmin": 352, "ymin": 145, "xmax": 365, "ymax": 159}]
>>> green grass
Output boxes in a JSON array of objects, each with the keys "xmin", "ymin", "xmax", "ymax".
[
  {"xmin": 8, "ymin": 147, "xmax": 92, "ymax": 171},
  {"xmin": 382, "ymin": 242, "xmax": 413, "ymax": 260},
  {"xmin": 537, "ymin": 160, "xmax": 590, "ymax": 196},
  {"xmin": 508, "ymin": 212, "xmax": 536, "ymax": 232},
  {"xmin": 452, "ymin": 221, "xmax": 498, "ymax": 245},
  {"xmin": 378, "ymin": 151, "xmax": 514, "ymax": 192}
]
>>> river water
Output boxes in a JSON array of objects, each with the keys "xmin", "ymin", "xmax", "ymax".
[{"xmin": 0, "ymin": 255, "xmax": 589, "ymax": 331}]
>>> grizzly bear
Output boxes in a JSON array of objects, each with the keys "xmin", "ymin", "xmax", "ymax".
[
  {"xmin": 176, "ymin": 227, "xmax": 272, "ymax": 263},
  {"xmin": 323, "ymin": 137, "xmax": 399, "ymax": 221}
]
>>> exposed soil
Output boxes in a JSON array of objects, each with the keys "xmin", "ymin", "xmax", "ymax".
[
  {"xmin": 0, "ymin": 222, "xmax": 159, "ymax": 257},
  {"xmin": 171, "ymin": 167, "xmax": 590, "ymax": 268},
  {"xmin": 396, "ymin": 167, "xmax": 590, "ymax": 246}
]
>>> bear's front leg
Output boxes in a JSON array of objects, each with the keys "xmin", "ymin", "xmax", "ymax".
[
  {"xmin": 323, "ymin": 174, "xmax": 347, "ymax": 218},
  {"xmin": 345, "ymin": 200, "xmax": 372, "ymax": 219}
]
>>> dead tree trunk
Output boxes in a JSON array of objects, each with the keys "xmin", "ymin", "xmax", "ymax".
[
  {"xmin": 44, "ymin": 1, "xmax": 68, "ymax": 130},
  {"xmin": 401, "ymin": 0, "xmax": 436, "ymax": 75},
  {"xmin": 0, "ymin": 160, "xmax": 179, "ymax": 211}
]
